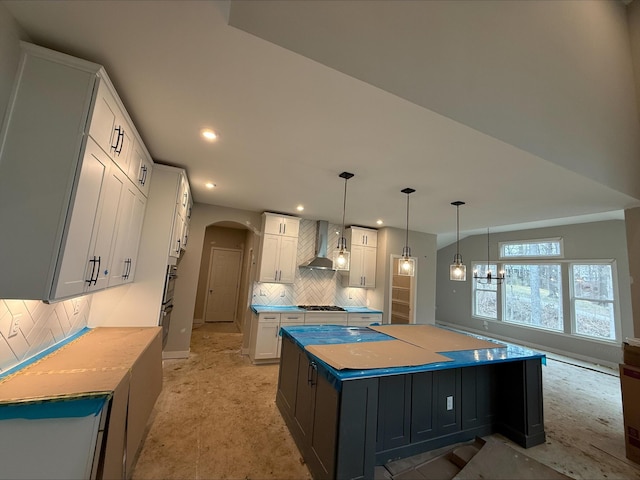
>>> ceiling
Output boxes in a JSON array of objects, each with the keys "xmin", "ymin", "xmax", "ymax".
[{"xmin": 3, "ymin": 0, "xmax": 638, "ymax": 247}]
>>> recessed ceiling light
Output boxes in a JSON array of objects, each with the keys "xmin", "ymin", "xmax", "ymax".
[
  {"xmin": 201, "ymin": 129, "xmax": 218, "ymax": 141},
  {"xmin": 376, "ymin": 219, "xmax": 383, "ymax": 225},
  {"xmin": 296, "ymin": 205, "xmax": 304, "ymax": 212},
  {"xmin": 205, "ymin": 182, "xmax": 216, "ymax": 189}
]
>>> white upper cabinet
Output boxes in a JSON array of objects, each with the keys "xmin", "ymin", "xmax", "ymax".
[
  {"xmin": 257, "ymin": 213, "xmax": 300, "ymax": 284},
  {"xmin": 128, "ymin": 139, "xmax": 153, "ymax": 196},
  {"xmin": 349, "ymin": 226, "xmax": 378, "ymax": 247},
  {"xmin": 343, "ymin": 227, "xmax": 378, "ymax": 288},
  {"xmin": 0, "ymin": 42, "xmax": 151, "ymax": 301},
  {"xmin": 263, "ymin": 213, "xmax": 300, "ymax": 238},
  {"xmin": 168, "ymin": 169, "xmax": 191, "ymax": 259}
]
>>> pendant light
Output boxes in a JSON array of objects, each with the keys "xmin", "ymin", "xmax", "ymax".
[
  {"xmin": 332, "ymin": 171, "xmax": 354, "ymax": 271},
  {"xmin": 449, "ymin": 201, "xmax": 467, "ymax": 281},
  {"xmin": 398, "ymin": 188, "xmax": 416, "ymax": 276},
  {"xmin": 473, "ymin": 228, "xmax": 505, "ymax": 285}
]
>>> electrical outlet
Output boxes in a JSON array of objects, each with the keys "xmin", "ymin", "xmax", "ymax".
[
  {"xmin": 483, "ymin": 320, "xmax": 489, "ymax": 330},
  {"xmin": 280, "ymin": 290, "xmax": 285, "ymax": 297},
  {"xmin": 446, "ymin": 395, "xmax": 454, "ymax": 411},
  {"xmin": 8, "ymin": 313, "xmax": 21, "ymax": 338},
  {"xmin": 260, "ymin": 289, "xmax": 266, "ymax": 296},
  {"xmin": 73, "ymin": 300, "xmax": 81, "ymax": 315}
]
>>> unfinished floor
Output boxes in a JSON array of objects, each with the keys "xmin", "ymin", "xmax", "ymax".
[{"xmin": 132, "ymin": 323, "xmax": 640, "ymax": 480}]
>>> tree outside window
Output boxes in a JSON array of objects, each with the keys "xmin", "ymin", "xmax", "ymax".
[{"xmin": 572, "ymin": 264, "xmax": 616, "ymax": 340}]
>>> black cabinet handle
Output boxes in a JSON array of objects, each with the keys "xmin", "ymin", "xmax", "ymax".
[
  {"xmin": 115, "ymin": 128, "xmax": 124, "ymax": 155},
  {"xmin": 176, "ymin": 238, "xmax": 181, "ymax": 254},
  {"xmin": 307, "ymin": 361, "xmax": 317, "ymax": 386},
  {"xmin": 85, "ymin": 256, "xmax": 97, "ymax": 285},
  {"xmin": 92, "ymin": 256, "xmax": 101, "ymax": 285},
  {"xmin": 111, "ymin": 126, "xmax": 120, "ymax": 150}
]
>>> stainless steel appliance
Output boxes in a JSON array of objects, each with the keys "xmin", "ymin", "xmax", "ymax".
[
  {"xmin": 160, "ymin": 265, "xmax": 178, "ymax": 347},
  {"xmin": 297, "ymin": 305, "xmax": 346, "ymax": 311}
]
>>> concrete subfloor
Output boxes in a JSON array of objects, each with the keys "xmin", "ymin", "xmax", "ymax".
[{"xmin": 132, "ymin": 323, "xmax": 640, "ymax": 480}]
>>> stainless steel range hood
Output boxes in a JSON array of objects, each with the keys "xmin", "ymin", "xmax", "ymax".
[{"xmin": 299, "ymin": 220, "xmax": 335, "ymax": 270}]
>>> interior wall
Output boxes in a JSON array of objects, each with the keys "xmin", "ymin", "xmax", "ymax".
[
  {"xmin": 435, "ymin": 220, "xmax": 633, "ymax": 366},
  {"xmin": 370, "ymin": 227, "xmax": 437, "ymax": 324},
  {"xmin": 194, "ymin": 225, "xmax": 249, "ymax": 322},
  {"xmin": 169, "ymin": 204, "xmax": 263, "ymax": 355},
  {"xmin": 628, "ymin": 0, "xmax": 640, "ymax": 124},
  {"xmin": 625, "ymin": 207, "xmax": 640, "ymax": 338}
]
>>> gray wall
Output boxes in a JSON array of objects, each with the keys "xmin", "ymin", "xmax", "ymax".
[
  {"xmin": 371, "ymin": 227, "xmax": 437, "ymax": 324},
  {"xmin": 436, "ymin": 220, "xmax": 632, "ymax": 367}
]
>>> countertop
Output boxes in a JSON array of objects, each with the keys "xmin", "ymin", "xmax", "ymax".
[
  {"xmin": 251, "ymin": 305, "xmax": 383, "ymax": 314},
  {"xmin": 280, "ymin": 324, "xmax": 546, "ymax": 383}
]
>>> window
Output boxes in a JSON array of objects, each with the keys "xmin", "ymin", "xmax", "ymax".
[
  {"xmin": 503, "ymin": 264, "xmax": 563, "ymax": 331},
  {"xmin": 471, "ymin": 236, "xmax": 619, "ymax": 343},
  {"xmin": 472, "ymin": 263, "xmax": 497, "ymax": 319},
  {"xmin": 571, "ymin": 264, "xmax": 616, "ymax": 340},
  {"xmin": 500, "ymin": 238, "xmax": 562, "ymax": 259}
]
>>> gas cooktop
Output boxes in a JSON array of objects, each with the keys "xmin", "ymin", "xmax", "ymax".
[{"xmin": 297, "ymin": 305, "xmax": 346, "ymax": 312}]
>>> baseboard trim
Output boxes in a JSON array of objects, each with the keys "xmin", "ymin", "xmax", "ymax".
[{"xmin": 162, "ymin": 350, "xmax": 190, "ymax": 360}]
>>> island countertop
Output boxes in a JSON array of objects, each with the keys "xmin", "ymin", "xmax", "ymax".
[{"xmin": 250, "ymin": 305, "xmax": 383, "ymax": 314}]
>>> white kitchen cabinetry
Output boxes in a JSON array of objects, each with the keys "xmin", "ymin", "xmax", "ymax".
[
  {"xmin": 263, "ymin": 213, "xmax": 300, "ymax": 238},
  {"xmin": 257, "ymin": 213, "xmax": 300, "ymax": 284},
  {"xmin": 343, "ymin": 227, "xmax": 378, "ymax": 288},
  {"xmin": 347, "ymin": 313, "xmax": 383, "ymax": 327},
  {"xmin": 89, "ymin": 78, "xmax": 133, "ymax": 172},
  {"xmin": 304, "ymin": 312, "xmax": 348, "ymax": 326},
  {"xmin": 277, "ymin": 313, "xmax": 304, "ymax": 356},
  {"xmin": 107, "ymin": 177, "xmax": 147, "ymax": 288},
  {"xmin": 128, "ymin": 139, "xmax": 153, "ymax": 197},
  {"xmin": 0, "ymin": 42, "xmax": 152, "ymax": 301},
  {"xmin": 167, "ymin": 169, "xmax": 192, "ymax": 259},
  {"xmin": 249, "ymin": 313, "xmax": 281, "ymax": 362}
]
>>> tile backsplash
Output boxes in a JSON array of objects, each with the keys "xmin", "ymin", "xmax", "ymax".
[
  {"xmin": 0, "ymin": 297, "xmax": 90, "ymax": 373},
  {"xmin": 252, "ymin": 219, "xmax": 368, "ymax": 306}
]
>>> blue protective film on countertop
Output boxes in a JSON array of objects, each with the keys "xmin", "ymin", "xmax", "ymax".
[
  {"xmin": 280, "ymin": 325, "xmax": 546, "ymax": 388},
  {"xmin": 0, "ymin": 395, "xmax": 108, "ymax": 420},
  {"xmin": 0, "ymin": 327, "xmax": 91, "ymax": 380},
  {"xmin": 251, "ymin": 305, "xmax": 306, "ymax": 314},
  {"xmin": 341, "ymin": 307, "xmax": 383, "ymax": 314}
]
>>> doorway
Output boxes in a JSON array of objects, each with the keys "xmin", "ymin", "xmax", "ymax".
[
  {"xmin": 389, "ymin": 255, "xmax": 416, "ymax": 324},
  {"xmin": 204, "ymin": 248, "xmax": 243, "ymax": 322}
]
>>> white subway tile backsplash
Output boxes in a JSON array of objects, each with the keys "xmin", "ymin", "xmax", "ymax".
[{"xmin": 0, "ymin": 297, "xmax": 90, "ymax": 373}]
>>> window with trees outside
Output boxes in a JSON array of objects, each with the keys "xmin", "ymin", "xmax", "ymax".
[
  {"xmin": 571, "ymin": 264, "xmax": 616, "ymax": 340},
  {"xmin": 471, "ymin": 238, "xmax": 619, "ymax": 342}
]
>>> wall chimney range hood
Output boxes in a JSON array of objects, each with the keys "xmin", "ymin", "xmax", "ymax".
[{"xmin": 299, "ymin": 220, "xmax": 335, "ymax": 270}]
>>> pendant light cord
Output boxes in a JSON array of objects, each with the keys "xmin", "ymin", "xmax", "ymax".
[
  {"xmin": 341, "ymin": 177, "xmax": 347, "ymax": 241},
  {"xmin": 405, "ymin": 193, "xmax": 410, "ymax": 252},
  {"xmin": 456, "ymin": 204, "xmax": 460, "ymax": 257}
]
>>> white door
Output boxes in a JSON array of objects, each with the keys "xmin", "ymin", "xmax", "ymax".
[{"xmin": 205, "ymin": 248, "xmax": 243, "ymax": 322}]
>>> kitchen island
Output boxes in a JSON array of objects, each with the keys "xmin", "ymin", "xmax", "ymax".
[{"xmin": 276, "ymin": 325, "xmax": 545, "ymax": 480}]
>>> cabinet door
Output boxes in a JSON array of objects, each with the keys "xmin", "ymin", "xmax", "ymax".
[
  {"xmin": 362, "ymin": 247, "xmax": 377, "ymax": 288},
  {"xmin": 348, "ymin": 245, "xmax": 365, "ymax": 287},
  {"xmin": 258, "ymin": 234, "xmax": 281, "ymax": 282},
  {"xmin": 88, "ymin": 80, "xmax": 118, "ymax": 158},
  {"xmin": 350, "ymin": 227, "xmax": 377, "ymax": 247},
  {"xmin": 277, "ymin": 236, "xmax": 298, "ymax": 284},
  {"xmin": 254, "ymin": 319, "xmax": 280, "ymax": 360},
  {"xmin": 107, "ymin": 178, "xmax": 136, "ymax": 287},
  {"xmin": 263, "ymin": 213, "xmax": 299, "ymax": 237},
  {"xmin": 281, "ymin": 216, "xmax": 299, "ymax": 238},
  {"xmin": 124, "ymin": 192, "xmax": 146, "ymax": 281},
  {"xmin": 277, "ymin": 315, "xmax": 304, "ymax": 357},
  {"xmin": 263, "ymin": 214, "xmax": 284, "ymax": 235},
  {"xmin": 168, "ymin": 210, "xmax": 184, "ymax": 259},
  {"xmin": 348, "ymin": 314, "xmax": 382, "ymax": 327},
  {"xmin": 53, "ymin": 139, "xmax": 112, "ymax": 299}
]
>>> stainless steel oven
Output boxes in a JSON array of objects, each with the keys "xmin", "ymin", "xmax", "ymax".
[{"xmin": 160, "ymin": 265, "xmax": 178, "ymax": 347}]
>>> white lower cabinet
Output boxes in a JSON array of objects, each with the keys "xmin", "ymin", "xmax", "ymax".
[
  {"xmin": 347, "ymin": 313, "xmax": 383, "ymax": 327},
  {"xmin": 277, "ymin": 313, "xmax": 304, "ymax": 356},
  {"xmin": 304, "ymin": 312, "xmax": 348, "ymax": 326},
  {"xmin": 249, "ymin": 313, "xmax": 281, "ymax": 362}
]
